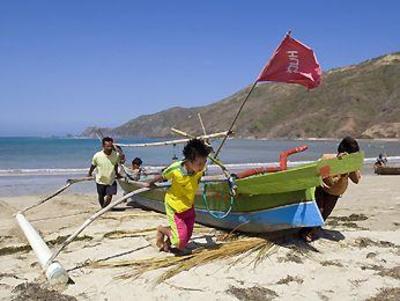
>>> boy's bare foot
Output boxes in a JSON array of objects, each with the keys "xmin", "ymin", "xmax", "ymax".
[
  {"xmin": 156, "ymin": 230, "xmax": 164, "ymax": 250},
  {"xmin": 304, "ymin": 232, "xmax": 314, "ymax": 243},
  {"xmin": 161, "ymin": 238, "xmax": 171, "ymax": 252},
  {"xmin": 162, "ymin": 242, "xmax": 170, "ymax": 252},
  {"xmin": 299, "ymin": 228, "xmax": 312, "ymax": 242},
  {"xmin": 301, "ymin": 228, "xmax": 318, "ymax": 242}
]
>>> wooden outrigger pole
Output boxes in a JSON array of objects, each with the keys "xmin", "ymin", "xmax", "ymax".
[
  {"xmin": 21, "ymin": 177, "xmax": 94, "ymax": 214},
  {"xmin": 46, "ymin": 173, "xmax": 230, "ymax": 265},
  {"xmin": 47, "ymin": 187, "xmax": 150, "ymax": 265},
  {"xmin": 197, "ymin": 113, "xmax": 207, "ymax": 136},
  {"xmin": 115, "ymin": 131, "xmax": 229, "ymax": 148},
  {"xmin": 170, "ymin": 127, "xmax": 237, "ymax": 196}
]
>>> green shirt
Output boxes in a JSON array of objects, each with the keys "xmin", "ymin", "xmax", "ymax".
[{"xmin": 91, "ymin": 150, "xmax": 120, "ymax": 185}]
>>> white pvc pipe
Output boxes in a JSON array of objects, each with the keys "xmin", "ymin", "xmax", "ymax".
[{"xmin": 16, "ymin": 213, "xmax": 69, "ymax": 285}]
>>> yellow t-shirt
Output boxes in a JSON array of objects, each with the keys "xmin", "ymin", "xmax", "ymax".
[
  {"xmin": 92, "ymin": 150, "xmax": 120, "ymax": 185},
  {"xmin": 162, "ymin": 161, "xmax": 203, "ymax": 213}
]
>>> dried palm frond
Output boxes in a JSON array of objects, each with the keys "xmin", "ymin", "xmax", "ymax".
[
  {"xmin": 93, "ymin": 236, "xmax": 276, "ymax": 283},
  {"xmin": 103, "ymin": 225, "xmax": 209, "ymax": 240},
  {"xmin": 101, "ymin": 212, "xmax": 162, "ymax": 221},
  {"xmin": 103, "ymin": 227, "xmax": 158, "ymax": 239}
]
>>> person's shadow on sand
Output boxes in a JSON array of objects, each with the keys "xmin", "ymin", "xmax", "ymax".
[
  {"xmin": 166, "ymin": 235, "xmax": 220, "ymax": 256},
  {"xmin": 186, "ymin": 235, "xmax": 218, "ymax": 251},
  {"xmin": 316, "ymin": 228, "xmax": 346, "ymax": 242},
  {"xmin": 252, "ymin": 228, "xmax": 346, "ymax": 254}
]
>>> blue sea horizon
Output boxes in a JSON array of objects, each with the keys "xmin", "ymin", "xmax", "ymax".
[{"xmin": 0, "ymin": 136, "xmax": 398, "ymax": 197}]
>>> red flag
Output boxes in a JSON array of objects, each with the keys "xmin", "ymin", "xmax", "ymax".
[{"xmin": 256, "ymin": 33, "xmax": 321, "ymax": 89}]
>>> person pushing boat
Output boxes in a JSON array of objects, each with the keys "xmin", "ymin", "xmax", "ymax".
[
  {"xmin": 88, "ymin": 137, "xmax": 122, "ymax": 208},
  {"xmin": 146, "ymin": 139, "xmax": 211, "ymax": 254},
  {"xmin": 301, "ymin": 136, "xmax": 361, "ymax": 242}
]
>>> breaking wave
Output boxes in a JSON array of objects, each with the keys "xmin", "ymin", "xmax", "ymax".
[{"xmin": 1, "ymin": 156, "xmax": 398, "ymax": 177}]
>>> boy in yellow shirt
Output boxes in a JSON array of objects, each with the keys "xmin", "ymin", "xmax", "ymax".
[{"xmin": 147, "ymin": 139, "xmax": 210, "ymax": 253}]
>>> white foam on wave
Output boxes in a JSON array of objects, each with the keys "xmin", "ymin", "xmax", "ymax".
[
  {"xmin": 3, "ymin": 156, "xmax": 399, "ymax": 177},
  {"xmin": 0, "ymin": 168, "xmax": 89, "ymax": 177}
]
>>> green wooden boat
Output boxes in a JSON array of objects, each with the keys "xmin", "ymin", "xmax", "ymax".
[{"xmin": 119, "ymin": 152, "xmax": 364, "ymax": 233}]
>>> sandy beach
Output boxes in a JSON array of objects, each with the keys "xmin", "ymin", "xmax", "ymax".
[{"xmin": 0, "ymin": 175, "xmax": 399, "ymax": 301}]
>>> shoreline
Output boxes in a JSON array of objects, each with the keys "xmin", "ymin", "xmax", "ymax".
[{"xmin": 2, "ymin": 135, "xmax": 400, "ymax": 142}]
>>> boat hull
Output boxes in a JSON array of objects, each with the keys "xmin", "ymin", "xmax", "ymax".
[
  {"xmin": 118, "ymin": 152, "xmax": 364, "ymax": 233},
  {"xmin": 375, "ymin": 166, "xmax": 400, "ymax": 175},
  {"xmin": 128, "ymin": 193, "xmax": 323, "ymax": 233}
]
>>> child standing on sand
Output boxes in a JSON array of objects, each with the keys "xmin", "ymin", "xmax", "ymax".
[
  {"xmin": 301, "ymin": 136, "xmax": 361, "ymax": 242},
  {"xmin": 146, "ymin": 139, "xmax": 210, "ymax": 253}
]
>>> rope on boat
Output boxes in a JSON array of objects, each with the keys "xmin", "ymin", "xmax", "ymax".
[{"xmin": 201, "ymin": 177, "xmax": 237, "ymax": 220}]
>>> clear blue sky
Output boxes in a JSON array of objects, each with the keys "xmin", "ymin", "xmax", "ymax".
[{"xmin": 1, "ymin": 1, "xmax": 399, "ymax": 136}]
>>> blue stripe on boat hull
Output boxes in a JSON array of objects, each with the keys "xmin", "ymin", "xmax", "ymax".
[
  {"xmin": 195, "ymin": 201, "xmax": 324, "ymax": 233},
  {"xmin": 129, "ymin": 195, "xmax": 324, "ymax": 233}
]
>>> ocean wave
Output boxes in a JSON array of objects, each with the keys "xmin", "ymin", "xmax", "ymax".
[
  {"xmin": 2, "ymin": 156, "xmax": 399, "ymax": 177},
  {"xmin": 0, "ymin": 168, "xmax": 89, "ymax": 177}
]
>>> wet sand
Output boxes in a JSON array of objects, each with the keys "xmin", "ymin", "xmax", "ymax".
[{"xmin": 0, "ymin": 175, "xmax": 399, "ymax": 300}]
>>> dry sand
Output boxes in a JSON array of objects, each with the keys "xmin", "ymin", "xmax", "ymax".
[{"xmin": 0, "ymin": 175, "xmax": 399, "ymax": 300}]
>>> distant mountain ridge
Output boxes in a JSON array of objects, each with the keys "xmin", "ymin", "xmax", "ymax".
[{"xmin": 82, "ymin": 52, "xmax": 400, "ymax": 139}]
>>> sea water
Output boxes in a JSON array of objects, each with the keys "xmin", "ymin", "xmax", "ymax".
[{"xmin": 0, "ymin": 137, "xmax": 399, "ymax": 197}]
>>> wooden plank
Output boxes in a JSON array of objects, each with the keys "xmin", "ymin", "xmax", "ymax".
[
  {"xmin": 236, "ymin": 163, "xmax": 320, "ymax": 195},
  {"xmin": 232, "ymin": 152, "xmax": 364, "ymax": 195},
  {"xmin": 116, "ymin": 131, "xmax": 229, "ymax": 147},
  {"xmin": 317, "ymin": 152, "xmax": 364, "ymax": 177}
]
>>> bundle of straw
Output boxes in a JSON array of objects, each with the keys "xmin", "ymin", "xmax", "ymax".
[
  {"xmin": 92, "ymin": 236, "xmax": 277, "ymax": 283},
  {"xmin": 103, "ymin": 225, "xmax": 210, "ymax": 240}
]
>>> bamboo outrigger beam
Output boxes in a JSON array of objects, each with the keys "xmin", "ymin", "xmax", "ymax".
[
  {"xmin": 170, "ymin": 128, "xmax": 229, "ymax": 168},
  {"xmin": 115, "ymin": 131, "xmax": 229, "ymax": 148},
  {"xmin": 16, "ymin": 183, "xmax": 150, "ymax": 284},
  {"xmin": 197, "ymin": 113, "xmax": 207, "ymax": 136},
  {"xmin": 21, "ymin": 177, "xmax": 94, "ymax": 214},
  {"xmin": 169, "ymin": 128, "xmax": 237, "ymax": 196},
  {"xmin": 47, "ymin": 174, "xmax": 232, "ymax": 266},
  {"xmin": 122, "ymin": 174, "xmax": 228, "ymax": 188},
  {"xmin": 46, "ymin": 187, "xmax": 150, "ymax": 265}
]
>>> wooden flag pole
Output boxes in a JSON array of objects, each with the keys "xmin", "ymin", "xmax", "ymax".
[
  {"xmin": 198, "ymin": 113, "xmax": 207, "ymax": 136},
  {"xmin": 116, "ymin": 131, "xmax": 229, "ymax": 148}
]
